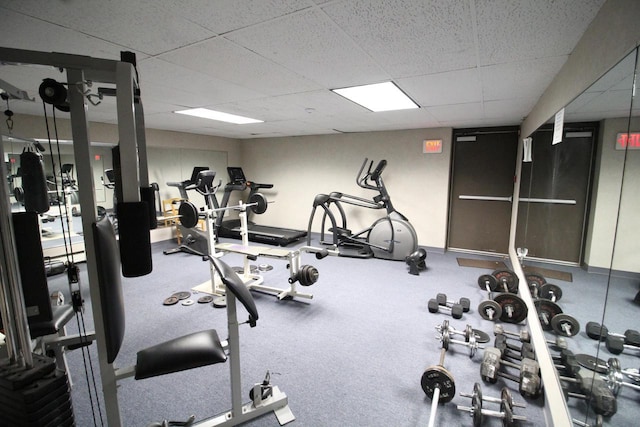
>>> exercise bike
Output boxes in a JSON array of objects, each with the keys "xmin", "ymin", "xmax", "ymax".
[{"xmin": 307, "ymin": 158, "xmax": 418, "ymax": 261}]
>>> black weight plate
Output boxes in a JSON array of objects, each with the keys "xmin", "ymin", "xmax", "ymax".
[
  {"xmin": 178, "ymin": 201, "xmax": 199, "ymax": 229},
  {"xmin": 478, "ymin": 274, "xmax": 498, "ymax": 291},
  {"xmin": 473, "ymin": 329, "xmax": 491, "ymax": 344},
  {"xmin": 472, "ymin": 395, "xmax": 482, "ymax": 427},
  {"xmin": 551, "ymin": 314, "xmax": 580, "ymax": 337},
  {"xmin": 478, "ymin": 300, "xmax": 502, "ymax": 321},
  {"xmin": 534, "ymin": 299, "xmax": 563, "ymax": 331},
  {"xmin": 420, "ymin": 365, "xmax": 455, "ymax": 402},
  {"xmin": 526, "ymin": 273, "xmax": 546, "ymax": 287},
  {"xmin": 575, "ymin": 353, "xmax": 608, "ymax": 374},
  {"xmin": 492, "ymin": 270, "xmax": 519, "ymax": 293},
  {"xmin": 163, "ymin": 296, "xmax": 179, "ymax": 306},
  {"xmin": 198, "ymin": 295, "xmax": 214, "ymax": 304},
  {"xmin": 172, "ymin": 291, "xmax": 191, "ymax": 300},
  {"xmin": 494, "ymin": 293, "xmax": 528, "ymax": 324},
  {"xmin": 539, "ymin": 283, "xmax": 563, "ymax": 302}
]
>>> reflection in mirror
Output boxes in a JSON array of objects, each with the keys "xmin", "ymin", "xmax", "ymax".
[{"xmin": 517, "ymin": 48, "xmax": 639, "ymax": 426}]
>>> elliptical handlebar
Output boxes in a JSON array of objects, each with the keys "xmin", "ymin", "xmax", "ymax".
[{"xmin": 356, "ymin": 158, "xmax": 386, "ymax": 191}]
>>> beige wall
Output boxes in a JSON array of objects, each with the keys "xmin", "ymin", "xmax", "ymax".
[
  {"xmin": 584, "ymin": 117, "xmax": 640, "ymax": 272},
  {"xmin": 238, "ymin": 128, "xmax": 452, "ymax": 250}
]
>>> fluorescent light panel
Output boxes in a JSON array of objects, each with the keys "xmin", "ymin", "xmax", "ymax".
[
  {"xmin": 174, "ymin": 108, "xmax": 263, "ymax": 124},
  {"xmin": 332, "ymin": 81, "xmax": 419, "ymax": 112}
]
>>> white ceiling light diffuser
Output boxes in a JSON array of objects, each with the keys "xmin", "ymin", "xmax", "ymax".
[
  {"xmin": 332, "ymin": 81, "xmax": 419, "ymax": 112},
  {"xmin": 174, "ymin": 108, "xmax": 263, "ymax": 124}
]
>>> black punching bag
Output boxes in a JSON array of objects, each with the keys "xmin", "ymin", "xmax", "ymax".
[{"xmin": 20, "ymin": 149, "xmax": 50, "ymax": 213}]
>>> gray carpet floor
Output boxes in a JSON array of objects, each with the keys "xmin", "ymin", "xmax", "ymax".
[{"xmin": 42, "ymin": 235, "xmax": 638, "ymax": 427}]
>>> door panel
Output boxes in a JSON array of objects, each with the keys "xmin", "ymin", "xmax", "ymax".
[
  {"xmin": 448, "ymin": 128, "xmax": 519, "ymax": 253},
  {"xmin": 516, "ymin": 124, "xmax": 596, "ymax": 263}
]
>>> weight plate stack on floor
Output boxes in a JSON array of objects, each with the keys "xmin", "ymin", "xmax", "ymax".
[{"xmin": 0, "ymin": 354, "xmax": 75, "ymax": 426}]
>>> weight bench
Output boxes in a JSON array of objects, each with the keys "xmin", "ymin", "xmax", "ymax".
[
  {"xmin": 209, "ymin": 242, "xmax": 329, "ymax": 301},
  {"xmin": 92, "ymin": 217, "xmax": 294, "ymax": 425}
]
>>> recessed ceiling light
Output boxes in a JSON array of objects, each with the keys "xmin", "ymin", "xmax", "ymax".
[
  {"xmin": 174, "ymin": 108, "xmax": 263, "ymax": 124},
  {"xmin": 332, "ymin": 81, "xmax": 419, "ymax": 112}
]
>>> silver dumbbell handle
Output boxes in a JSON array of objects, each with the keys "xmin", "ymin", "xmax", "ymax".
[
  {"xmin": 459, "ymin": 392, "xmax": 527, "ymax": 408},
  {"xmin": 456, "ymin": 405, "xmax": 527, "ymax": 421},
  {"xmin": 427, "ymin": 386, "xmax": 440, "ymax": 427}
]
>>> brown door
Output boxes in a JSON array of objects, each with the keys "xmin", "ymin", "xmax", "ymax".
[
  {"xmin": 448, "ymin": 127, "xmax": 519, "ymax": 254},
  {"xmin": 516, "ymin": 123, "xmax": 597, "ymax": 264}
]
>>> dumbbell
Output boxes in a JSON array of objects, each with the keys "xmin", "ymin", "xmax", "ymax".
[
  {"xmin": 605, "ymin": 335, "xmax": 640, "ymax": 355},
  {"xmin": 492, "ymin": 269, "xmax": 519, "ymax": 293},
  {"xmin": 456, "ymin": 383, "xmax": 527, "ymax": 426},
  {"xmin": 547, "ymin": 335, "xmax": 569, "ymax": 349},
  {"xmin": 585, "ymin": 321, "xmax": 640, "ymax": 346},
  {"xmin": 572, "ymin": 415, "xmax": 603, "ymax": 427},
  {"xmin": 436, "ymin": 293, "xmax": 471, "ymax": 312},
  {"xmin": 459, "ymin": 382, "xmax": 526, "ymax": 409},
  {"xmin": 477, "ymin": 274, "xmax": 502, "ymax": 321},
  {"xmin": 603, "ymin": 357, "xmax": 640, "ymax": 396},
  {"xmin": 428, "ymin": 298, "xmax": 463, "ymax": 319},
  {"xmin": 494, "ymin": 324, "xmax": 530, "ymax": 343},
  {"xmin": 553, "ymin": 349, "xmax": 581, "ymax": 378},
  {"xmin": 480, "ymin": 347, "xmax": 541, "ymax": 398},
  {"xmin": 538, "ymin": 283, "xmax": 562, "ymax": 302},
  {"xmin": 494, "ymin": 334, "xmax": 535, "ymax": 360},
  {"xmin": 420, "ymin": 340, "xmax": 456, "ymax": 427},
  {"xmin": 560, "ymin": 376, "xmax": 617, "ymax": 417},
  {"xmin": 434, "ymin": 320, "xmax": 490, "ymax": 344},
  {"xmin": 437, "ymin": 328, "xmax": 484, "ymax": 358}
]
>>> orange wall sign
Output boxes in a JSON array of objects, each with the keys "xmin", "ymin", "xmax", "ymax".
[{"xmin": 423, "ymin": 139, "xmax": 442, "ymax": 154}]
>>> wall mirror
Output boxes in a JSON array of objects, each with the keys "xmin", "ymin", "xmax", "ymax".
[{"xmin": 517, "ymin": 47, "xmax": 639, "ymax": 426}]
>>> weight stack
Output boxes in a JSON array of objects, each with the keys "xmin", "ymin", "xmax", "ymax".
[{"xmin": 0, "ymin": 354, "xmax": 75, "ymax": 426}]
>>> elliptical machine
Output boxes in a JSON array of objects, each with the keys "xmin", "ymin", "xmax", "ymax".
[{"xmin": 307, "ymin": 158, "xmax": 418, "ymax": 261}]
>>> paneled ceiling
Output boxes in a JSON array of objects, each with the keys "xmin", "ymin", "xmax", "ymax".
[{"xmin": 0, "ymin": 0, "xmax": 608, "ymax": 139}]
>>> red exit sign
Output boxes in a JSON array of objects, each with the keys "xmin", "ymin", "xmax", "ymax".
[
  {"xmin": 423, "ymin": 139, "xmax": 443, "ymax": 154},
  {"xmin": 616, "ymin": 132, "xmax": 640, "ymax": 150}
]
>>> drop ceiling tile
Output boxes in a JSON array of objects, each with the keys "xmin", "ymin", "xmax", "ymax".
[
  {"xmin": 426, "ymin": 102, "xmax": 484, "ymax": 124},
  {"xmin": 480, "ymin": 56, "xmax": 567, "ymax": 101},
  {"xmin": 398, "ymin": 68, "xmax": 482, "ymax": 106},
  {"xmin": 167, "ymin": 0, "xmax": 312, "ymax": 34},
  {"xmin": 158, "ymin": 38, "xmax": 321, "ymax": 96},
  {"xmin": 476, "ymin": 0, "xmax": 606, "ymax": 65},
  {"xmin": 321, "ymin": 0, "xmax": 476, "ymax": 77},
  {"xmin": 1, "ymin": 0, "xmax": 216, "ymax": 55},
  {"xmin": 226, "ymin": 7, "xmax": 388, "ymax": 88},
  {"xmin": 0, "ymin": 7, "xmax": 125, "ymax": 59},
  {"xmin": 483, "ymin": 98, "xmax": 536, "ymax": 122}
]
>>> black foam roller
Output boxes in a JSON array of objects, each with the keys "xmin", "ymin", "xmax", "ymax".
[
  {"xmin": 117, "ymin": 201, "xmax": 152, "ymax": 277},
  {"xmin": 20, "ymin": 150, "xmax": 49, "ymax": 213}
]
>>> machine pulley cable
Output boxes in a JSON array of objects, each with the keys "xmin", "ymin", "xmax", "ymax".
[{"xmin": 41, "ymin": 98, "xmax": 105, "ymax": 426}]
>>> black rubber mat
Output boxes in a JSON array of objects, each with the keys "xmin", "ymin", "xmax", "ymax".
[
  {"xmin": 456, "ymin": 258, "xmax": 508, "ymax": 270},
  {"xmin": 523, "ymin": 266, "xmax": 573, "ymax": 282}
]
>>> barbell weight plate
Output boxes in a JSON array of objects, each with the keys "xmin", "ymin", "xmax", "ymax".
[
  {"xmin": 472, "ymin": 394, "xmax": 482, "ymax": 427},
  {"xmin": 248, "ymin": 192, "xmax": 268, "ymax": 214},
  {"xmin": 551, "ymin": 314, "xmax": 580, "ymax": 337},
  {"xmin": 525, "ymin": 273, "xmax": 546, "ymax": 287},
  {"xmin": 197, "ymin": 295, "xmax": 214, "ymax": 304},
  {"xmin": 539, "ymin": 283, "xmax": 563, "ymax": 302},
  {"xmin": 575, "ymin": 353, "xmax": 608, "ymax": 374},
  {"xmin": 478, "ymin": 300, "xmax": 502, "ymax": 321},
  {"xmin": 492, "ymin": 269, "xmax": 519, "ymax": 293},
  {"xmin": 178, "ymin": 201, "xmax": 199, "ymax": 229},
  {"xmin": 493, "ymin": 293, "xmax": 528, "ymax": 324},
  {"xmin": 464, "ymin": 324, "xmax": 473, "ymax": 342},
  {"xmin": 607, "ymin": 357, "xmax": 623, "ymax": 396},
  {"xmin": 472, "ymin": 382, "xmax": 483, "ymax": 406},
  {"xmin": 477, "ymin": 274, "xmax": 498, "ymax": 291},
  {"xmin": 163, "ymin": 296, "xmax": 179, "ymax": 306},
  {"xmin": 171, "ymin": 291, "xmax": 191, "ymax": 300},
  {"xmin": 500, "ymin": 399, "xmax": 514, "ymax": 427},
  {"xmin": 473, "ymin": 329, "xmax": 491, "ymax": 344},
  {"xmin": 441, "ymin": 330, "xmax": 450, "ymax": 351},
  {"xmin": 420, "ymin": 365, "xmax": 455, "ymax": 402},
  {"xmin": 500, "ymin": 388, "xmax": 514, "ymax": 411},
  {"xmin": 181, "ymin": 299, "xmax": 195, "ymax": 306},
  {"xmin": 534, "ymin": 299, "xmax": 563, "ymax": 331}
]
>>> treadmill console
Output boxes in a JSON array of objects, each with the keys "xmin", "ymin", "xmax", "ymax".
[{"xmin": 227, "ymin": 167, "xmax": 247, "ymax": 185}]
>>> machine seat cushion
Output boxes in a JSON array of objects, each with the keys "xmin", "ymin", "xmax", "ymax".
[
  {"xmin": 29, "ymin": 304, "xmax": 76, "ymax": 338},
  {"xmin": 135, "ymin": 329, "xmax": 226, "ymax": 380}
]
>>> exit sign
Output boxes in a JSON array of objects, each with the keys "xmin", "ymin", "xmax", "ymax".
[
  {"xmin": 616, "ymin": 132, "xmax": 640, "ymax": 150},
  {"xmin": 423, "ymin": 139, "xmax": 442, "ymax": 154}
]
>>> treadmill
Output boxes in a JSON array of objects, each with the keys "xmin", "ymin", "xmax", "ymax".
[{"xmin": 214, "ymin": 167, "xmax": 307, "ymax": 246}]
